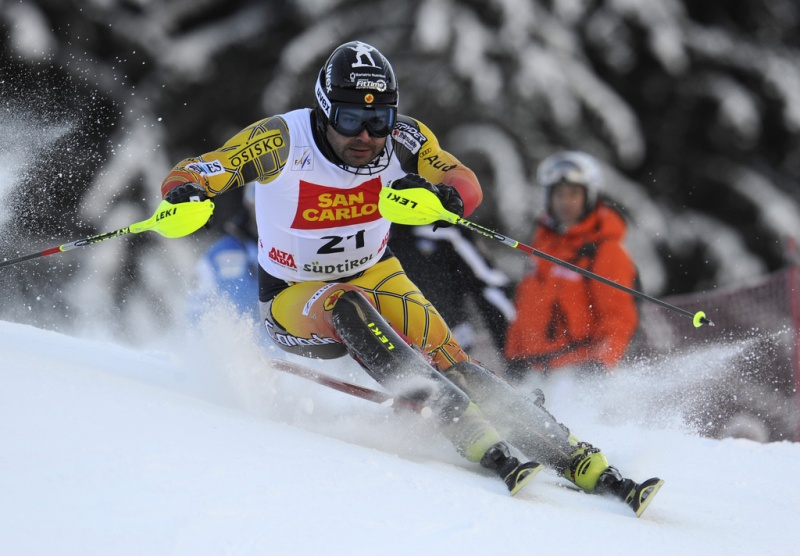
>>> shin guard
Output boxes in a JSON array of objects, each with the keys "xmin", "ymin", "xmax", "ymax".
[{"xmin": 330, "ymin": 290, "xmax": 470, "ymax": 423}]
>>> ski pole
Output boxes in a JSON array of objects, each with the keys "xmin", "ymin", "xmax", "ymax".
[
  {"xmin": 0, "ymin": 198, "xmax": 214, "ymax": 270},
  {"xmin": 379, "ymin": 186, "xmax": 713, "ymax": 328},
  {"xmin": 268, "ymin": 358, "xmax": 423, "ymax": 413}
]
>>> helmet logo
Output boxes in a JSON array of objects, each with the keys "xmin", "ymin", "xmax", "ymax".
[
  {"xmin": 356, "ymin": 79, "xmax": 387, "ymax": 91},
  {"xmin": 364, "ymin": 93, "xmax": 375, "ymax": 103},
  {"xmin": 325, "ymin": 63, "xmax": 333, "ymax": 93},
  {"xmin": 349, "ymin": 42, "xmax": 380, "ymax": 68},
  {"xmin": 315, "ymin": 79, "xmax": 332, "ymax": 117}
]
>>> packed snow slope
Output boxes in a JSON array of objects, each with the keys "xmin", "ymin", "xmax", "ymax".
[{"xmin": 1, "ymin": 311, "xmax": 797, "ymax": 556}]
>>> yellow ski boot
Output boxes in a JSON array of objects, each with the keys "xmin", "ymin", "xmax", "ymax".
[{"xmin": 565, "ymin": 438, "xmax": 664, "ymax": 517}]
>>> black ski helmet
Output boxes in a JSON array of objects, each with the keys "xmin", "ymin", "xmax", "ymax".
[{"xmin": 313, "ymin": 41, "xmax": 398, "ymax": 135}]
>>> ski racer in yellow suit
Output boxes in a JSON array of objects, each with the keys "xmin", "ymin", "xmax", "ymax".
[{"xmin": 159, "ymin": 41, "xmax": 662, "ymax": 513}]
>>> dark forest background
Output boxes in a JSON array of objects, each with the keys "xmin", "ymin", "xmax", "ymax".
[{"xmin": 2, "ymin": 0, "xmax": 800, "ymax": 343}]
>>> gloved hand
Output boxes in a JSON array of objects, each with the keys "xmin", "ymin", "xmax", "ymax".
[
  {"xmin": 164, "ymin": 182, "xmax": 213, "ymax": 228},
  {"xmin": 391, "ymin": 173, "xmax": 464, "ymax": 228},
  {"xmin": 164, "ymin": 181, "xmax": 208, "ymax": 204}
]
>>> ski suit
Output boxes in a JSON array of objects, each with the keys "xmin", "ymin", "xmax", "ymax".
[
  {"xmin": 161, "ymin": 109, "xmax": 480, "ymax": 371},
  {"xmin": 504, "ymin": 203, "xmax": 638, "ymax": 374}
]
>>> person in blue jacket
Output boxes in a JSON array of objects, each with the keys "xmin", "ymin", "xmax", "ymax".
[{"xmin": 187, "ymin": 185, "xmax": 258, "ymax": 320}]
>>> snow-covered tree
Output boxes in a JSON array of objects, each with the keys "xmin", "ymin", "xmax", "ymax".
[{"xmin": 2, "ymin": 0, "xmax": 800, "ymax": 342}]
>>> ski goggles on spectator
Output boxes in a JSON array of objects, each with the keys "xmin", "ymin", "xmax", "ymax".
[
  {"xmin": 539, "ymin": 161, "xmax": 588, "ymax": 187},
  {"xmin": 329, "ymin": 103, "xmax": 397, "ymax": 138}
]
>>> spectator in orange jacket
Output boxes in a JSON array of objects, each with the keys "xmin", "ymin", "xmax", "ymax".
[{"xmin": 504, "ymin": 151, "xmax": 638, "ymax": 381}]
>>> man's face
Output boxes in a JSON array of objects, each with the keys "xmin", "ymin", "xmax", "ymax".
[
  {"xmin": 325, "ymin": 125, "xmax": 387, "ymax": 167},
  {"xmin": 550, "ymin": 182, "xmax": 587, "ymax": 228}
]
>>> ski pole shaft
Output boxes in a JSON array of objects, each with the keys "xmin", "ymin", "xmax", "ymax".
[
  {"xmin": 379, "ymin": 186, "xmax": 713, "ymax": 327},
  {"xmin": 268, "ymin": 358, "xmax": 423, "ymax": 412},
  {"xmin": 0, "ymin": 228, "xmax": 134, "ymax": 269},
  {"xmin": 0, "ymin": 199, "xmax": 214, "ymax": 270},
  {"xmin": 455, "ymin": 218, "xmax": 712, "ymax": 327}
]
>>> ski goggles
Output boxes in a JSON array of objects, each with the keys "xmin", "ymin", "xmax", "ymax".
[
  {"xmin": 539, "ymin": 161, "xmax": 588, "ymax": 188},
  {"xmin": 329, "ymin": 103, "xmax": 397, "ymax": 138}
]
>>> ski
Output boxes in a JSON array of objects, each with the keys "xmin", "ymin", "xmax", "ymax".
[
  {"xmin": 624, "ymin": 477, "xmax": 665, "ymax": 517},
  {"xmin": 266, "ymin": 357, "xmax": 661, "ymax": 516}
]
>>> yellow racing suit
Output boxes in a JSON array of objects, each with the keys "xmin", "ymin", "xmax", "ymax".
[{"xmin": 161, "ymin": 108, "xmax": 482, "ymax": 371}]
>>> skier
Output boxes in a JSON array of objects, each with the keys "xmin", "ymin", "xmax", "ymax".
[
  {"xmin": 504, "ymin": 151, "xmax": 639, "ymax": 380},
  {"xmin": 160, "ymin": 41, "xmax": 661, "ymax": 512}
]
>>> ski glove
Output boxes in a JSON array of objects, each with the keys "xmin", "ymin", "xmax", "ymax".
[
  {"xmin": 391, "ymin": 173, "xmax": 464, "ymax": 229},
  {"xmin": 164, "ymin": 181, "xmax": 208, "ymax": 204},
  {"xmin": 164, "ymin": 181, "xmax": 213, "ymax": 228}
]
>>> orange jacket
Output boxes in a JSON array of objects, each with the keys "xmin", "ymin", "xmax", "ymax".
[{"xmin": 504, "ymin": 204, "xmax": 638, "ymax": 372}]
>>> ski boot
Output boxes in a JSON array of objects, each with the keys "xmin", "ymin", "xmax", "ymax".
[
  {"xmin": 565, "ymin": 440, "xmax": 664, "ymax": 517},
  {"xmin": 564, "ymin": 440, "xmax": 611, "ymax": 491},
  {"xmin": 595, "ymin": 467, "xmax": 664, "ymax": 517},
  {"xmin": 480, "ymin": 441, "xmax": 543, "ymax": 496},
  {"xmin": 444, "ymin": 403, "xmax": 542, "ymax": 495}
]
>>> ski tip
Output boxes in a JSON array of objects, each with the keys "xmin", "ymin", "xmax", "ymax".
[
  {"xmin": 632, "ymin": 478, "xmax": 665, "ymax": 517},
  {"xmin": 508, "ymin": 461, "xmax": 543, "ymax": 496}
]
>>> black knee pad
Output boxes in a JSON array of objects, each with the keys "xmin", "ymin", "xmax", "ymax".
[{"xmin": 330, "ymin": 290, "xmax": 410, "ymax": 375}]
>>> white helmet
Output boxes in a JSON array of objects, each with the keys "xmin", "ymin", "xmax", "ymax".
[{"xmin": 537, "ymin": 151, "xmax": 603, "ymax": 215}]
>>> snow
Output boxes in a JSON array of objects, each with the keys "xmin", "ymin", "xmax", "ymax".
[
  {"xmin": 2, "ymin": 5, "xmax": 800, "ymax": 552},
  {"xmin": 1, "ymin": 311, "xmax": 798, "ymax": 556}
]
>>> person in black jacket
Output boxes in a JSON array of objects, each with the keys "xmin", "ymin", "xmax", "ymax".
[{"xmin": 389, "ymin": 223, "xmax": 514, "ymax": 355}]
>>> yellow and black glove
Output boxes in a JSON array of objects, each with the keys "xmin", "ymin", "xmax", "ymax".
[{"xmin": 391, "ymin": 173, "xmax": 463, "ymax": 228}]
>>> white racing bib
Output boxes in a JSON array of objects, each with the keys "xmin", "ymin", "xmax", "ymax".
[{"xmin": 254, "ymin": 109, "xmax": 407, "ymax": 282}]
